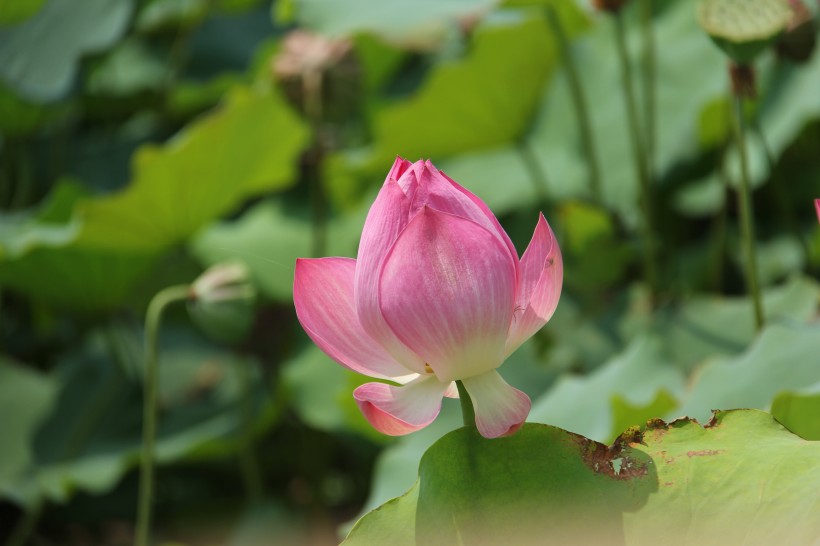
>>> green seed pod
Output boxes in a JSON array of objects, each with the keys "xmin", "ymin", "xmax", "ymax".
[
  {"xmin": 188, "ymin": 261, "xmax": 256, "ymax": 344},
  {"xmin": 698, "ymin": 0, "xmax": 793, "ymax": 63}
]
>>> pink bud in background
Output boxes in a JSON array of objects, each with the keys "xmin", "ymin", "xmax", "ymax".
[
  {"xmin": 815, "ymin": 199, "xmax": 820, "ymax": 223},
  {"xmin": 293, "ymin": 158, "xmax": 562, "ymax": 439}
]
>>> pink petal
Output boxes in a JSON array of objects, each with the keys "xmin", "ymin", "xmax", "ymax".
[
  {"xmin": 815, "ymin": 199, "xmax": 820, "ymax": 223},
  {"xmin": 379, "ymin": 207, "xmax": 517, "ymax": 383},
  {"xmin": 505, "ymin": 213, "xmax": 563, "ymax": 356},
  {"xmin": 355, "ymin": 180, "xmax": 427, "ymax": 374},
  {"xmin": 353, "ymin": 376, "xmax": 450, "ymax": 436},
  {"xmin": 439, "ymin": 166, "xmax": 520, "ymax": 266},
  {"xmin": 387, "ymin": 156, "xmax": 413, "ymax": 183},
  {"xmin": 294, "ymin": 258, "xmax": 411, "ymax": 380},
  {"xmin": 461, "ymin": 370, "xmax": 531, "ymax": 438},
  {"xmin": 407, "ymin": 161, "xmax": 517, "ymax": 264}
]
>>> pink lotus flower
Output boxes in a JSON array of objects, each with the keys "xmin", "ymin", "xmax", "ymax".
[
  {"xmin": 815, "ymin": 199, "xmax": 819, "ymax": 223},
  {"xmin": 293, "ymin": 158, "xmax": 562, "ymax": 438}
]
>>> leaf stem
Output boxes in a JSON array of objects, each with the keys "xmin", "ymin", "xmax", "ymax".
[
  {"xmin": 135, "ymin": 284, "xmax": 191, "ymax": 546},
  {"xmin": 614, "ymin": 11, "xmax": 658, "ymax": 305},
  {"xmin": 545, "ymin": 6, "xmax": 602, "ymax": 202},
  {"xmin": 455, "ymin": 381, "xmax": 475, "ymax": 428},
  {"xmin": 731, "ymin": 93, "xmax": 765, "ymax": 331}
]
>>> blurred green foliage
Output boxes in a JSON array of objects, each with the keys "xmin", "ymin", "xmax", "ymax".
[{"xmin": 0, "ymin": 0, "xmax": 818, "ymax": 544}]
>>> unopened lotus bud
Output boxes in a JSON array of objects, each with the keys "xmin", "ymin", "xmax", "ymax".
[
  {"xmin": 698, "ymin": 0, "xmax": 793, "ymax": 63},
  {"xmin": 592, "ymin": 0, "xmax": 630, "ymax": 14},
  {"xmin": 188, "ymin": 261, "xmax": 256, "ymax": 344},
  {"xmin": 776, "ymin": 0, "xmax": 817, "ymax": 62}
]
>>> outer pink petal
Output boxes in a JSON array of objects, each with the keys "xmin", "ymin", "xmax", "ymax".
[
  {"xmin": 354, "ymin": 179, "xmax": 427, "ymax": 374},
  {"xmin": 461, "ymin": 370, "xmax": 531, "ymax": 438},
  {"xmin": 505, "ymin": 213, "xmax": 563, "ymax": 357},
  {"xmin": 294, "ymin": 257, "xmax": 411, "ymax": 380},
  {"xmin": 379, "ymin": 207, "xmax": 516, "ymax": 383},
  {"xmin": 353, "ymin": 376, "xmax": 450, "ymax": 436},
  {"xmin": 815, "ymin": 199, "xmax": 820, "ymax": 223}
]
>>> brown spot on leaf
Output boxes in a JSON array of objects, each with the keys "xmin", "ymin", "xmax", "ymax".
[
  {"xmin": 570, "ymin": 432, "xmax": 649, "ymax": 481},
  {"xmin": 663, "ymin": 482, "xmax": 674, "ymax": 487},
  {"xmin": 645, "ymin": 418, "xmax": 668, "ymax": 430},
  {"xmin": 686, "ymin": 449, "xmax": 723, "ymax": 457}
]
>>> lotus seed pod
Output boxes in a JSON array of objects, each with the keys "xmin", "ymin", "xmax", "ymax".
[
  {"xmin": 271, "ymin": 30, "xmax": 360, "ymax": 123},
  {"xmin": 698, "ymin": 0, "xmax": 793, "ymax": 63},
  {"xmin": 776, "ymin": 0, "xmax": 817, "ymax": 62}
]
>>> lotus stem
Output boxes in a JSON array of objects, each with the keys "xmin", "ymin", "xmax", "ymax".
[
  {"xmin": 303, "ymin": 70, "xmax": 327, "ymax": 258},
  {"xmin": 731, "ymin": 93, "xmax": 765, "ymax": 331},
  {"xmin": 518, "ymin": 140, "xmax": 551, "ymax": 206},
  {"xmin": 750, "ymin": 117, "xmax": 809, "ymax": 263},
  {"xmin": 545, "ymin": 6, "xmax": 602, "ymax": 202},
  {"xmin": 455, "ymin": 380, "xmax": 475, "ymax": 429},
  {"xmin": 237, "ymin": 358, "xmax": 264, "ymax": 504},
  {"xmin": 135, "ymin": 284, "xmax": 191, "ymax": 546},
  {"xmin": 614, "ymin": 11, "xmax": 658, "ymax": 304},
  {"xmin": 4, "ymin": 501, "xmax": 43, "ymax": 546},
  {"xmin": 640, "ymin": 0, "xmax": 656, "ymax": 181}
]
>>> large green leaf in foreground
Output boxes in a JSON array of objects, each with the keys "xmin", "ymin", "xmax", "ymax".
[
  {"xmin": 346, "ymin": 423, "xmax": 655, "ymax": 545},
  {"xmin": 345, "ymin": 410, "xmax": 820, "ymax": 545}
]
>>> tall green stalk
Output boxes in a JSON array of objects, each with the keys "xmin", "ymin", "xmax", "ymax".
[
  {"xmin": 135, "ymin": 285, "xmax": 191, "ymax": 546},
  {"xmin": 237, "ymin": 358, "xmax": 264, "ymax": 504},
  {"xmin": 455, "ymin": 381, "xmax": 475, "ymax": 428},
  {"xmin": 640, "ymin": 0, "xmax": 656, "ymax": 179},
  {"xmin": 5, "ymin": 502, "xmax": 43, "ymax": 546},
  {"xmin": 545, "ymin": 6, "xmax": 603, "ymax": 202},
  {"xmin": 303, "ymin": 70, "xmax": 327, "ymax": 259},
  {"xmin": 614, "ymin": 12, "xmax": 658, "ymax": 303},
  {"xmin": 731, "ymin": 94, "xmax": 765, "ymax": 330}
]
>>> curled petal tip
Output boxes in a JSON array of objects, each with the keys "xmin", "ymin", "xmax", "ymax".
[
  {"xmin": 388, "ymin": 156, "xmax": 413, "ymax": 182},
  {"xmin": 353, "ymin": 378, "xmax": 450, "ymax": 436}
]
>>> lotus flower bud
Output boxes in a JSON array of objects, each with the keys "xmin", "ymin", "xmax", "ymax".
[
  {"xmin": 293, "ymin": 158, "xmax": 563, "ymax": 438},
  {"xmin": 188, "ymin": 261, "xmax": 256, "ymax": 344}
]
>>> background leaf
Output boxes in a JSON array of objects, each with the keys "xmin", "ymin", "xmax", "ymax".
[{"xmin": 0, "ymin": 0, "xmax": 133, "ymax": 102}]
